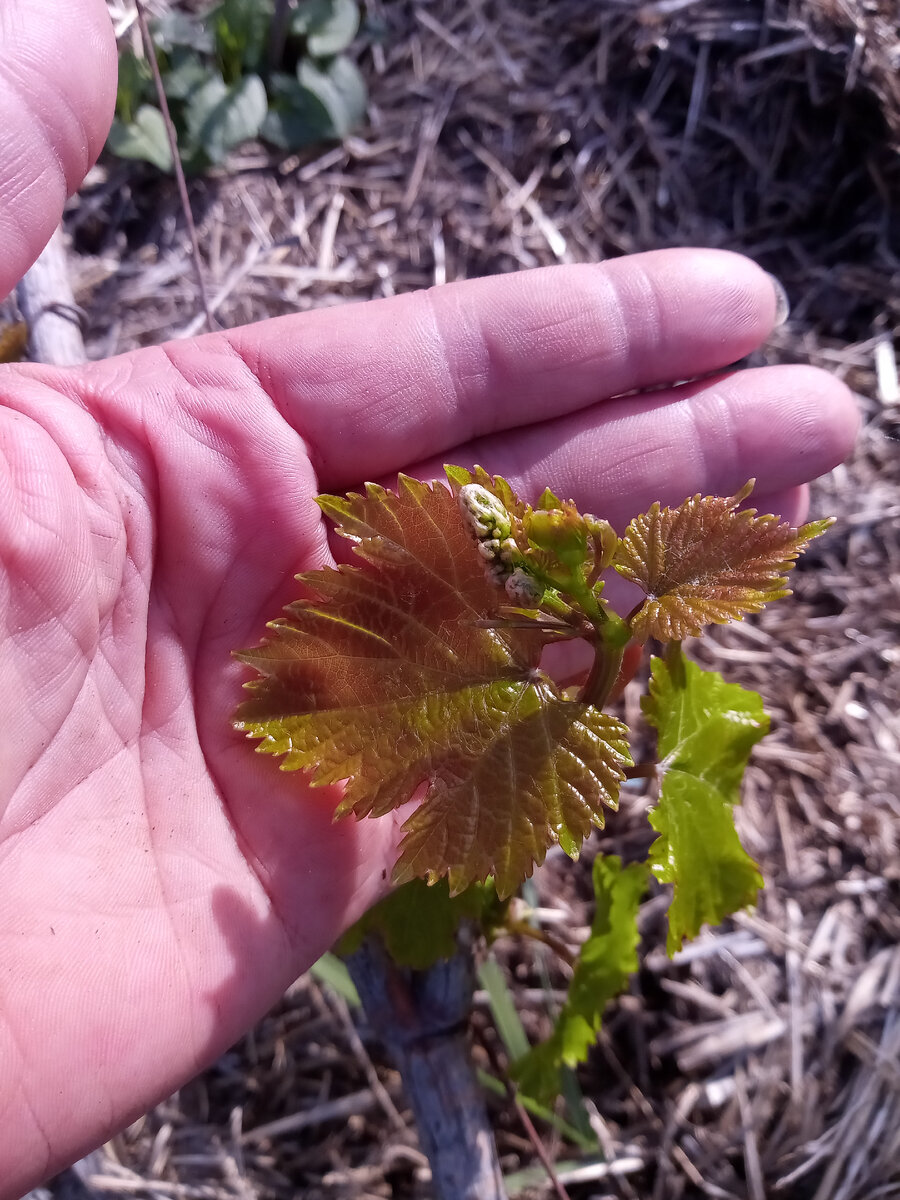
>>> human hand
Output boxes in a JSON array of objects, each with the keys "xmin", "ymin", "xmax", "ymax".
[{"xmin": 0, "ymin": 1, "xmax": 857, "ymax": 1193}]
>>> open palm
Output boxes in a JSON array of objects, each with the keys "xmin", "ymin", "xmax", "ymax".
[{"xmin": 0, "ymin": 2, "xmax": 857, "ymax": 1194}]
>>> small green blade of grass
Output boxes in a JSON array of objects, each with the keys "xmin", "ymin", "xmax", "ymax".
[
  {"xmin": 478, "ymin": 956, "xmax": 530, "ymax": 1062},
  {"xmin": 309, "ymin": 951, "xmax": 360, "ymax": 1006},
  {"xmin": 476, "ymin": 1070, "xmax": 597, "ymax": 1153},
  {"xmin": 559, "ymin": 1064, "xmax": 599, "ymax": 1148},
  {"xmin": 503, "ymin": 1158, "xmax": 605, "ymax": 1195}
]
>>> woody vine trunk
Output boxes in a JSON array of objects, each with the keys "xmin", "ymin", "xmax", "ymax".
[{"xmin": 344, "ymin": 927, "xmax": 507, "ymax": 1200}]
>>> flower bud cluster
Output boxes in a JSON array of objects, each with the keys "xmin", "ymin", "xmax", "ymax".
[
  {"xmin": 458, "ymin": 484, "xmax": 518, "ymax": 583},
  {"xmin": 458, "ymin": 484, "xmax": 544, "ymax": 606},
  {"xmin": 504, "ymin": 568, "xmax": 545, "ymax": 607}
]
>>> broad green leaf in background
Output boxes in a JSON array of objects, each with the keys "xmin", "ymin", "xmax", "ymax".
[
  {"xmin": 643, "ymin": 652, "xmax": 767, "ymax": 954},
  {"xmin": 336, "ymin": 879, "xmax": 501, "ymax": 970},
  {"xmin": 186, "ymin": 72, "xmax": 268, "ymax": 163},
  {"xmin": 513, "ymin": 855, "xmax": 648, "ymax": 1102},
  {"xmin": 213, "ymin": 0, "xmax": 270, "ymax": 79},
  {"xmin": 292, "ymin": 0, "xmax": 361, "ymax": 57},
  {"xmin": 106, "ymin": 106, "xmax": 174, "ymax": 172},
  {"xmin": 296, "ymin": 54, "xmax": 367, "ymax": 138},
  {"xmin": 185, "ymin": 74, "xmax": 228, "ymax": 144},
  {"xmin": 162, "ymin": 48, "xmax": 216, "ymax": 102},
  {"xmin": 614, "ymin": 483, "xmax": 833, "ymax": 641},
  {"xmin": 260, "ymin": 73, "xmax": 336, "ymax": 149},
  {"xmin": 234, "ymin": 474, "xmax": 631, "ymax": 899}
]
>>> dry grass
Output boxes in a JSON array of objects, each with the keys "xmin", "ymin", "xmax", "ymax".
[{"xmin": 34, "ymin": 1, "xmax": 900, "ymax": 1197}]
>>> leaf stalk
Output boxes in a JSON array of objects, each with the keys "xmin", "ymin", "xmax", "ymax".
[{"xmin": 503, "ymin": 920, "xmax": 576, "ymax": 967}]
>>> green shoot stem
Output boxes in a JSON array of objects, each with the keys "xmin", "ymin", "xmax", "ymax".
[
  {"xmin": 567, "ymin": 581, "xmax": 605, "ymax": 624},
  {"xmin": 537, "ymin": 588, "xmax": 576, "ymax": 621}
]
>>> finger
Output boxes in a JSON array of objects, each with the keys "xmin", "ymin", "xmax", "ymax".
[
  {"xmin": 401, "ymin": 365, "xmax": 857, "ymax": 530},
  {"xmin": 0, "ymin": 0, "xmax": 116, "ymax": 299},
  {"xmin": 749, "ymin": 486, "xmax": 809, "ymax": 527},
  {"xmin": 226, "ymin": 249, "xmax": 785, "ymax": 488}
]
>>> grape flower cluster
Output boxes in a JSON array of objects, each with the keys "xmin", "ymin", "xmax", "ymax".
[{"xmin": 457, "ymin": 484, "xmax": 544, "ymax": 606}]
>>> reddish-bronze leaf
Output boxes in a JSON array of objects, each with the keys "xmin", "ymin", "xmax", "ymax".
[
  {"xmin": 613, "ymin": 483, "xmax": 832, "ymax": 641},
  {"xmin": 235, "ymin": 474, "xmax": 630, "ymax": 897}
]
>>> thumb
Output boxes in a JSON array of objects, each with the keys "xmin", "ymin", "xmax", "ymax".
[{"xmin": 0, "ymin": 0, "xmax": 117, "ymax": 300}]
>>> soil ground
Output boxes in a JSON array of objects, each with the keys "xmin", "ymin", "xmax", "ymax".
[{"xmin": 26, "ymin": 1, "xmax": 900, "ymax": 1197}]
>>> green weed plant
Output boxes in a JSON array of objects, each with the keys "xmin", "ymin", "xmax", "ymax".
[{"xmin": 109, "ymin": 0, "xmax": 367, "ymax": 172}]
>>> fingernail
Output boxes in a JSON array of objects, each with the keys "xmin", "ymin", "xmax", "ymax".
[{"xmin": 766, "ymin": 273, "xmax": 790, "ymax": 326}]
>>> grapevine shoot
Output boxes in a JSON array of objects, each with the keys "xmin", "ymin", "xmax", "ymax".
[{"xmin": 233, "ymin": 466, "xmax": 830, "ymax": 1100}]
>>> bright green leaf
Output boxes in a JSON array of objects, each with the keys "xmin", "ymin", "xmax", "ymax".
[
  {"xmin": 614, "ymin": 483, "xmax": 834, "ymax": 641},
  {"xmin": 106, "ymin": 107, "xmax": 173, "ymax": 172},
  {"xmin": 513, "ymin": 855, "xmax": 648, "ymax": 1102},
  {"xmin": 643, "ymin": 652, "xmax": 767, "ymax": 954},
  {"xmin": 186, "ymin": 72, "xmax": 267, "ymax": 162},
  {"xmin": 309, "ymin": 951, "xmax": 360, "ymax": 1005},
  {"xmin": 234, "ymin": 474, "xmax": 630, "ymax": 899}
]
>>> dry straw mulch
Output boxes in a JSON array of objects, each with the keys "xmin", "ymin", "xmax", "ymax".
[{"xmin": 41, "ymin": 1, "xmax": 900, "ymax": 1197}]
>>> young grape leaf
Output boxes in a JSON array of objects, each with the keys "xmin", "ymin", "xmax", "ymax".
[
  {"xmin": 513, "ymin": 855, "xmax": 648, "ymax": 1102},
  {"xmin": 614, "ymin": 483, "xmax": 833, "ymax": 641},
  {"xmin": 234, "ymin": 474, "xmax": 631, "ymax": 899},
  {"xmin": 643, "ymin": 652, "xmax": 767, "ymax": 954}
]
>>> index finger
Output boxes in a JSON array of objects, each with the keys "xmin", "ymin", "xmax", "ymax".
[
  {"xmin": 0, "ymin": 0, "xmax": 116, "ymax": 299},
  {"xmin": 226, "ymin": 248, "xmax": 783, "ymax": 488}
]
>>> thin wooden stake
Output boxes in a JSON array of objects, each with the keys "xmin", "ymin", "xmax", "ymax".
[{"xmin": 134, "ymin": 0, "xmax": 213, "ymax": 333}]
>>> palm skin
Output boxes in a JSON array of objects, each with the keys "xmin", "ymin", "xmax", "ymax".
[{"xmin": 0, "ymin": 2, "xmax": 858, "ymax": 1194}]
